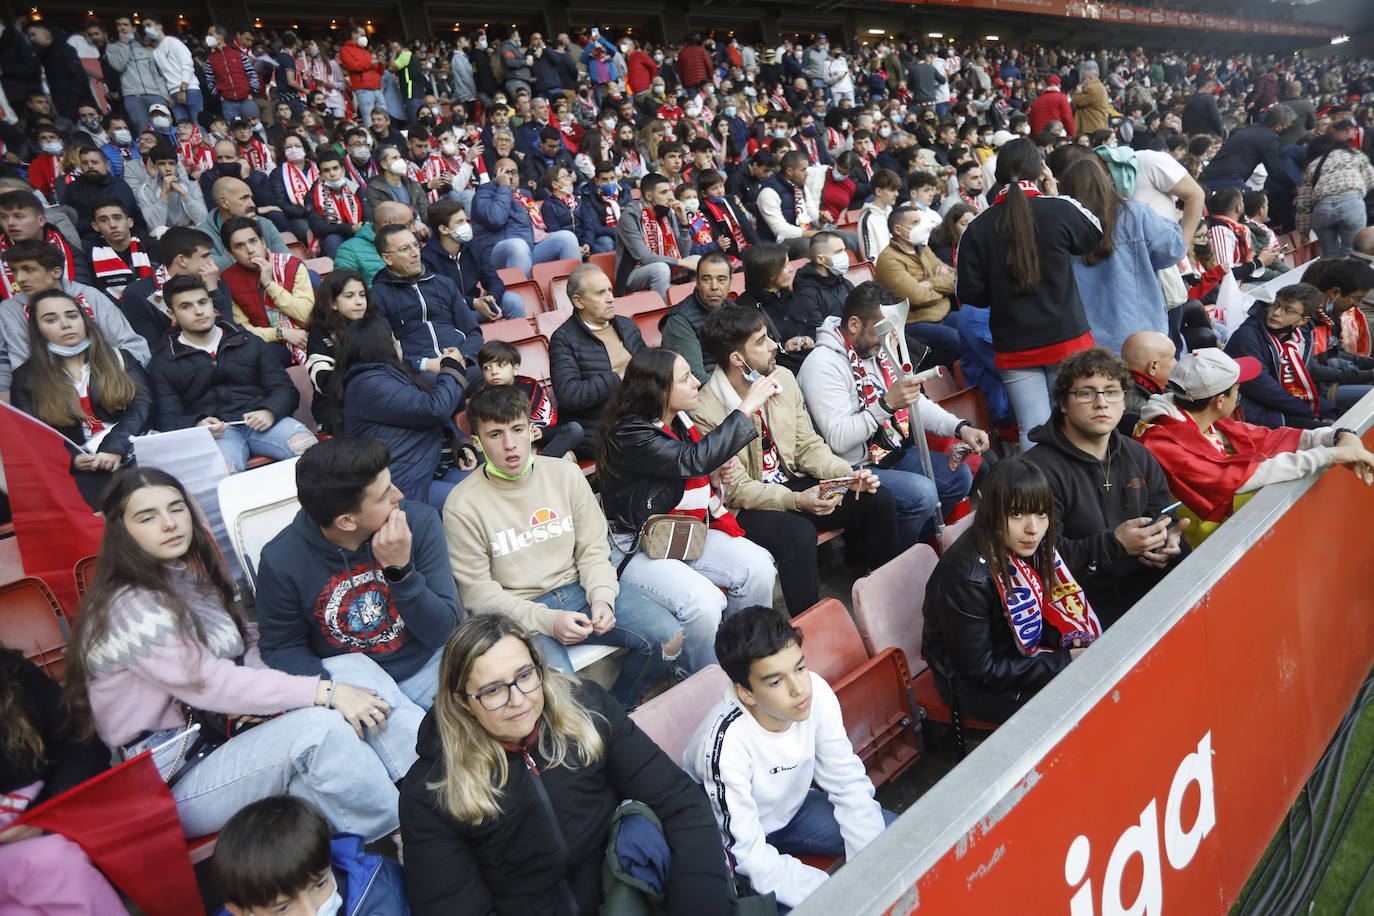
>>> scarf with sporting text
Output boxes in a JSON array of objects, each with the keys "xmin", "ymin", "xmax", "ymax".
[
  {"xmin": 280, "ymin": 160, "xmax": 319, "ymax": 207},
  {"xmin": 0, "ymin": 229, "xmax": 75, "ymax": 299},
  {"xmin": 995, "ymin": 550, "xmax": 1103, "ymax": 656},
  {"xmin": 311, "ymin": 182, "xmax": 362, "ymax": 225},
  {"xmin": 703, "ymin": 197, "xmax": 747, "ymax": 257},
  {"xmin": 1268, "ymin": 327, "xmax": 1319, "ymax": 415},
  {"xmin": 641, "ymin": 208, "xmax": 681, "ymax": 260},
  {"xmin": 833, "ymin": 326, "xmax": 910, "ymax": 467},
  {"xmin": 90, "ymin": 237, "xmax": 154, "ymax": 288}
]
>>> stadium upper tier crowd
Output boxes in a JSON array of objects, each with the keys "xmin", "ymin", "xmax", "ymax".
[{"xmin": 4, "ymin": 15, "xmax": 1374, "ymax": 916}]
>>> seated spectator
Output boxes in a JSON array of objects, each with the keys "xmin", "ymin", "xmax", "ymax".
[
  {"xmin": 469, "ymin": 156, "xmax": 580, "ymax": 279},
  {"xmin": 442, "ymin": 385, "xmax": 683, "ymax": 706},
  {"xmin": 1137, "ymin": 348, "xmax": 1374, "ymax": 546},
  {"xmin": 727, "ymin": 152, "xmax": 777, "ymax": 223},
  {"xmin": 538, "ymin": 165, "xmax": 587, "ymax": 258},
  {"xmin": 231, "ymin": 117, "xmax": 275, "ymax": 172},
  {"xmin": 84, "ymin": 198, "xmax": 158, "ymax": 300},
  {"xmin": 549, "ymin": 263, "xmax": 646, "ymax": 452},
  {"xmin": 904, "ymin": 170, "xmax": 944, "ymax": 237},
  {"xmin": 683, "ymin": 606, "xmax": 896, "ymax": 910},
  {"xmin": 333, "ymin": 200, "xmax": 415, "ymax": 287},
  {"xmin": 134, "ymin": 142, "xmax": 208, "ymax": 231},
  {"xmin": 26, "ymin": 125, "xmax": 68, "ymax": 204},
  {"xmin": 660, "ymin": 250, "xmax": 733, "ymax": 383},
  {"xmin": 1207, "ymin": 187, "xmax": 1279, "ymax": 285},
  {"xmin": 199, "ymin": 140, "xmax": 276, "ymax": 216},
  {"xmin": 266, "ymin": 133, "xmax": 318, "ymax": 243},
  {"xmin": 614, "ymin": 172, "xmax": 698, "ymax": 298},
  {"xmin": 399, "ymin": 614, "xmax": 732, "ymax": 912},
  {"xmin": 372, "ymin": 224, "xmax": 484, "ymax": 382},
  {"xmin": 211, "ymin": 796, "xmax": 407, "ymax": 916},
  {"xmin": 928, "ymin": 458, "xmax": 1094, "ymax": 727},
  {"xmin": 1309, "ymin": 257, "xmax": 1374, "ymax": 358},
  {"xmin": 59, "ymin": 146, "xmax": 146, "ymax": 241},
  {"xmin": 148, "ymin": 276, "xmax": 315, "ymax": 471},
  {"xmin": 256, "ymin": 437, "xmax": 463, "ymax": 710},
  {"xmin": 1024, "ymin": 349, "xmax": 1189, "ymax": 627},
  {"xmin": 928, "ymin": 202, "xmax": 976, "ymax": 268},
  {"xmin": 875, "ymin": 205, "xmax": 959, "ymax": 369},
  {"xmin": 783, "ymin": 231, "xmax": 854, "ymax": 343},
  {"xmin": 118, "ymin": 226, "xmax": 231, "ymax": 351},
  {"xmin": 799, "ymin": 282, "xmax": 982, "ymax": 549},
  {"xmin": 695, "ymin": 305, "xmax": 899, "ymax": 611},
  {"xmin": 1119, "ymin": 330, "xmax": 1176, "ymax": 436},
  {"xmin": 341, "ymin": 128, "xmax": 380, "ymax": 188},
  {"xmin": 365, "ymin": 146, "xmax": 430, "ymax": 227},
  {"xmin": 0, "ymin": 649, "xmax": 120, "ymax": 913},
  {"xmin": 697, "ymin": 168, "xmax": 758, "ymax": 263},
  {"xmin": 101, "ymin": 114, "xmax": 141, "ymax": 181},
  {"xmin": 1225, "ymin": 283, "xmax": 1372, "ymax": 428},
  {"xmin": 520, "ymin": 126, "xmax": 576, "ymax": 190},
  {"xmin": 200, "ymin": 176, "xmax": 291, "ymax": 270},
  {"xmin": 11, "ymin": 290, "xmax": 152, "ymax": 508},
  {"xmin": 857, "ymin": 167, "xmax": 902, "ymax": 264},
  {"xmin": 68, "ymin": 466, "xmax": 421, "ymax": 841},
  {"xmin": 735, "ymin": 242, "xmax": 813, "ymax": 375},
  {"xmin": 305, "ymin": 269, "xmax": 374, "ymax": 434},
  {"xmin": 368, "ymin": 109, "xmax": 405, "ymax": 153},
  {"xmin": 477, "ymin": 339, "xmax": 585, "ymax": 458},
  {"xmin": 306, "ymin": 152, "xmax": 373, "ymax": 260},
  {"xmin": 597, "ymin": 347, "xmax": 780, "ymax": 673},
  {"xmin": 575, "ymin": 160, "xmax": 628, "ymax": 256},
  {"xmin": 0, "ymin": 240, "xmax": 148, "ymax": 395},
  {"xmin": 0, "ymin": 189, "xmax": 95, "ymax": 297},
  {"xmin": 676, "ymin": 183, "xmax": 719, "ymax": 258},
  {"xmin": 423, "ymin": 200, "xmax": 524, "ymax": 320},
  {"xmin": 219, "ymin": 217, "xmax": 314, "ymax": 365},
  {"xmin": 756, "ymin": 150, "xmax": 822, "ymax": 258}
]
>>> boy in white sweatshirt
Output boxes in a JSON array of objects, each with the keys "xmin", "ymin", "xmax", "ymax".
[{"xmin": 682, "ymin": 606, "xmax": 895, "ymax": 909}]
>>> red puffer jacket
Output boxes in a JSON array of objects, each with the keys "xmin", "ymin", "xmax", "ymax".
[{"xmin": 339, "ymin": 41, "xmax": 382, "ymax": 91}]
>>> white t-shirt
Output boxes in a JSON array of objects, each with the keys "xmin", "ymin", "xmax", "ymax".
[{"xmin": 1130, "ymin": 149, "xmax": 1188, "ymax": 224}]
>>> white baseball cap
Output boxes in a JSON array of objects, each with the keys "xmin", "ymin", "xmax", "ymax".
[{"xmin": 1169, "ymin": 348, "xmax": 1261, "ymax": 401}]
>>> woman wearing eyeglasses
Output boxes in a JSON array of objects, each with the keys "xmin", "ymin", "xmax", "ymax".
[{"xmin": 399, "ymin": 614, "xmax": 734, "ymax": 916}]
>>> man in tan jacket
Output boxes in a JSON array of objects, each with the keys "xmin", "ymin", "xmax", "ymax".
[
  {"xmin": 874, "ymin": 205, "xmax": 960, "ymax": 369},
  {"xmin": 1072, "ymin": 61, "xmax": 1111, "ymax": 136},
  {"xmin": 693, "ymin": 305, "xmax": 899, "ymax": 614}
]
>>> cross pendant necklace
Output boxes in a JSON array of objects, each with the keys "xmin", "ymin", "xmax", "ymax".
[{"xmin": 1101, "ymin": 451, "xmax": 1113, "ymax": 491}]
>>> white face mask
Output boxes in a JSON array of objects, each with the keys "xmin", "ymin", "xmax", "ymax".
[
  {"xmin": 314, "ymin": 886, "xmax": 342, "ymax": 916},
  {"xmin": 827, "ymin": 250, "xmax": 850, "ymax": 275},
  {"xmin": 907, "ymin": 223, "xmax": 932, "ymax": 248},
  {"xmin": 144, "ymin": 26, "xmax": 162, "ymax": 40},
  {"xmin": 441, "ymin": 140, "xmax": 459, "ymax": 156},
  {"xmin": 387, "ymin": 159, "xmax": 408, "ymax": 176},
  {"xmin": 451, "ymin": 221, "xmax": 473, "ymax": 242},
  {"xmin": 350, "ymin": 145, "xmax": 371, "ymax": 160},
  {"xmin": 477, "ymin": 37, "xmax": 488, "ymax": 50},
  {"xmin": 41, "ymin": 140, "xmax": 63, "ymax": 155},
  {"xmin": 323, "ymin": 176, "xmax": 348, "ymax": 190},
  {"xmin": 653, "ymin": 53, "xmax": 664, "ymax": 63},
  {"xmin": 285, "ymin": 146, "xmax": 306, "ymax": 163},
  {"xmin": 204, "ymin": 34, "xmax": 218, "ymax": 48},
  {"xmin": 878, "ymin": 126, "xmax": 892, "ymax": 138},
  {"xmin": 686, "ymin": 105, "xmax": 701, "ymax": 118},
  {"xmin": 681, "ymin": 197, "xmax": 699, "ymax": 213},
  {"xmin": 602, "ymin": 118, "xmax": 617, "ymax": 131},
  {"xmin": 356, "ymin": 35, "xmax": 368, "ymax": 48},
  {"xmin": 152, "ymin": 116, "xmax": 171, "ymax": 129},
  {"xmin": 772, "ymin": 128, "xmax": 787, "ymax": 139},
  {"xmin": 113, "ymin": 128, "xmax": 133, "ymax": 145}
]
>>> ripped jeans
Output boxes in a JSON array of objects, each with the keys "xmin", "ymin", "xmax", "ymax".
[
  {"xmin": 529, "ymin": 580, "xmax": 681, "ymax": 710},
  {"xmin": 214, "ymin": 417, "xmax": 317, "ymax": 472}
]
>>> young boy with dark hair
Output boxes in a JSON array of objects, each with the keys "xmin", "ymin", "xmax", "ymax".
[
  {"xmin": 683, "ymin": 605, "xmax": 895, "ymax": 910},
  {"xmin": 476, "ymin": 339, "xmax": 585, "ymax": 459},
  {"xmin": 213, "ymin": 795, "xmax": 407, "ymax": 916}
]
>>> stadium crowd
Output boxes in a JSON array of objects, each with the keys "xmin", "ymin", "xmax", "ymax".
[{"xmin": 4, "ymin": 12, "xmax": 1374, "ymax": 914}]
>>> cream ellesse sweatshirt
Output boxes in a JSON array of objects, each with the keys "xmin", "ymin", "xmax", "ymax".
[{"xmin": 443, "ymin": 456, "xmax": 619, "ymax": 635}]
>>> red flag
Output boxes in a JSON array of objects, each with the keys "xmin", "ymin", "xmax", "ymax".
[
  {"xmin": 16, "ymin": 751, "xmax": 204, "ymax": 916},
  {"xmin": 0, "ymin": 402, "xmax": 105, "ymax": 613}
]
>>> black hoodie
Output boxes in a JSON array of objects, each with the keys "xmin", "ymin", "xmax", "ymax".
[
  {"xmin": 254, "ymin": 502, "xmax": 462, "ymax": 682},
  {"xmin": 781, "ymin": 261, "xmax": 853, "ymax": 343},
  {"xmin": 1024, "ymin": 412, "xmax": 1184, "ymax": 627}
]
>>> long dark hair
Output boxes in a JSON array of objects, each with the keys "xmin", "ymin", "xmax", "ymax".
[
  {"xmin": 307, "ymin": 268, "xmax": 375, "ymax": 339},
  {"xmin": 65, "ymin": 467, "xmax": 244, "ymax": 739},
  {"xmin": 331, "ymin": 313, "xmax": 431, "ymax": 430},
  {"xmin": 1057, "ymin": 159, "xmax": 1120, "ymax": 266},
  {"xmin": 596, "ymin": 347, "xmax": 679, "ymax": 470},
  {"xmin": 970, "ymin": 457, "xmax": 1057, "ymax": 597},
  {"xmin": 24, "ymin": 292, "xmax": 138, "ymax": 428},
  {"xmin": 929, "ymin": 202, "xmax": 976, "ymax": 251},
  {"xmin": 2, "ymin": 647, "xmax": 44, "ymax": 772},
  {"xmin": 743, "ymin": 242, "xmax": 789, "ymax": 293},
  {"xmin": 993, "ymin": 138, "xmax": 1044, "ymax": 295}
]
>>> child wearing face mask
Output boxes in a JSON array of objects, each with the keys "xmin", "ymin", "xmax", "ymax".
[
  {"xmin": 675, "ymin": 183, "xmax": 717, "ymax": 257},
  {"xmin": 212, "ymin": 796, "xmax": 408, "ymax": 916}
]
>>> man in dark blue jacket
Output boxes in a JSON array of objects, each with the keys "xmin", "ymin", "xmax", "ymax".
[
  {"xmin": 518, "ymin": 125, "xmax": 576, "ymax": 191},
  {"xmin": 1199, "ymin": 105, "xmax": 1296, "ymax": 193},
  {"xmin": 422, "ymin": 199, "xmax": 524, "ymax": 320},
  {"xmin": 575, "ymin": 161, "xmax": 629, "ymax": 256},
  {"xmin": 372, "ymin": 224, "xmax": 483, "ymax": 385},
  {"xmin": 468, "ymin": 156, "xmax": 580, "ymax": 278},
  {"xmin": 255, "ymin": 436, "xmax": 463, "ymax": 709}
]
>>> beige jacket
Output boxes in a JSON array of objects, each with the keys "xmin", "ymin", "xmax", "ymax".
[
  {"xmin": 875, "ymin": 243, "xmax": 955, "ymax": 323},
  {"xmin": 692, "ymin": 366, "xmax": 852, "ymax": 512}
]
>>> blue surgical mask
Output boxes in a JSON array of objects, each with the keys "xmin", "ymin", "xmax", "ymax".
[
  {"xmin": 600, "ymin": 182, "xmax": 620, "ymax": 196},
  {"xmin": 48, "ymin": 338, "xmax": 91, "ymax": 357},
  {"xmin": 724, "ymin": 106, "xmax": 737, "ymax": 118},
  {"xmin": 739, "ymin": 351, "xmax": 762, "ymax": 383}
]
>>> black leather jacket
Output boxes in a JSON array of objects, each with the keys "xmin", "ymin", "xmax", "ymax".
[
  {"xmin": 921, "ymin": 530, "xmax": 1072, "ymax": 700},
  {"xmin": 598, "ymin": 410, "xmax": 757, "ymax": 536}
]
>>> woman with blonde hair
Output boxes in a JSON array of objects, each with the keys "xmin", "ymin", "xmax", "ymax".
[{"xmin": 399, "ymin": 614, "xmax": 733, "ymax": 916}]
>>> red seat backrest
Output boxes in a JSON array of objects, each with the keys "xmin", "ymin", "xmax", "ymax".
[
  {"xmin": 791, "ymin": 598, "xmax": 869, "ymax": 683},
  {"xmin": 515, "ymin": 337, "xmax": 551, "ymax": 385},
  {"xmin": 633, "ymin": 308, "xmax": 671, "ymax": 347},
  {"xmin": 533, "ymin": 310, "xmax": 569, "ymax": 342},
  {"xmin": 588, "ymin": 250, "xmax": 616, "ymax": 278},
  {"xmin": 0, "ymin": 576, "xmax": 68, "ymax": 681},
  {"xmin": 851, "ymin": 544, "xmax": 940, "ymax": 674},
  {"xmin": 482, "ymin": 317, "xmax": 539, "ymax": 344},
  {"xmin": 630, "ymin": 664, "xmax": 731, "ymax": 766},
  {"xmin": 614, "ymin": 290, "xmax": 669, "ymax": 319}
]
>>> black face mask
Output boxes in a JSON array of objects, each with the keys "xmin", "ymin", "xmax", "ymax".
[
  {"xmin": 217, "ymin": 162, "xmax": 241, "ymax": 177},
  {"xmin": 620, "ymin": 138, "xmax": 636, "ymax": 150},
  {"xmin": 653, "ymin": 203, "xmax": 671, "ymax": 219}
]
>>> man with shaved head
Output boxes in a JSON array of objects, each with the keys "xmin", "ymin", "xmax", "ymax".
[
  {"xmin": 1120, "ymin": 331, "xmax": 1178, "ymax": 437},
  {"xmin": 198, "ymin": 175, "xmax": 289, "ymax": 269},
  {"xmin": 335, "ymin": 201, "xmax": 417, "ymax": 286}
]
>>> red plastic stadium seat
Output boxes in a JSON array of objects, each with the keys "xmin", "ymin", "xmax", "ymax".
[
  {"xmin": 791, "ymin": 598, "xmax": 869, "ymax": 684},
  {"xmin": 0, "ymin": 576, "xmax": 68, "ymax": 681},
  {"xmin": 532, "ymin": 259, "xmax": 582, "ymax": 307},
  {"xmin": 481, "ymin": 317, "xmax": 539, "ymax": 344},
  {"xmin": 512, "ymin": 336, "xmax": 551, "ymax": 387},
  {"xmin": 549, "ymin": 276, "xmax": 571, "ymax": 310},
  {"xmin": 303, "ymin": 256, "xmax": 334, "ymax": 275},
  {"xmin": 533, "ymin": 310, "xmax": 569, "ymax": 343},
  {"xmin": 72, "ymin": 555, "xmax": 98, "ymax": 609},
  {"xmin": 844, "ymin": 261, "xmax": 876, "ymax": 286},
  {"xmin": 588, "ymin": 250, "xmax": 616, "ymax": 278},
  {"xmin": 630, "ymin": 664, "xmax": 730, "ymax": 765},
  {"xmin": 614, "ymin": 290, "xmax": 669, "ymax": 320},
  {"xmin": 666, "ymin": 282, "xmax": 695, "ymax": 305},
  {"xmin": 279, "ymin": 231, "xmax": 307, "ymax": 260},
  {"xmin": 632, "ymin": 307, "xmax": 671, "ymax": 347},
  {"xmin": 284, "ymin": 366, "xmax": 317, "ymax": 432},
  {"xmin": 503, "ymin": 279, "xmax": 547, "ymax": 315}
]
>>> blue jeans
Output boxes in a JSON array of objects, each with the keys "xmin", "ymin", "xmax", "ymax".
[
  {"xmin": 871, "ymin": 445, "xmax": 973, "ymax": 549},
  {"xmin": 529, "ymin": 581, "xmax": 681, "ymax": 709},
  {"xmin": 905, "ymin": 314, "xmax": 961, "ymax": 371},
  {"xmin": 767, "ymin": 788, "xmax": 899, "ymax": 856},
  {"xmin": 999, "ymin": 363, "xmax": 1059, "ymax": 451},
  {"xmin": 123, "ymin": 93, "xmax": 170, "ymax": 133},
  {"xmin": 1334, "ymin": 384, "xmax": 1374, "ymax": 414},
  {"xmin": 490, "ymin": 231, "xmax": 581, "ymax": 278},
  {"xmin": 147, "ymin": 653, "xmax": 423, "ymax": 841},
  {"xmin": 497, "ymin": 290, "xmax": 527, "ymax": 319},
  {"xmin": 1312, "ymin": 193, "xmax": 1365, "ymax": 259},
  {"xmin": 396, "ymin": 647, "xmax": 444, "ymax": 709},
  {"xmin": 220, "ymin": 97, "xmax": 261, "ymax": 124},
  {"xmin": 214, "ymin": 417, "xmax": 316, "ymax": 472},
  {"xmin": 320, "ymin": 234, "xmax": 346, "ymax": 258},
  {"xmin": 424, "ymin": 467, "xmax": 471, "ymax": 512},
  {"xmin": 589, "ymin": 236, "xmax": 615, "ymax": 254},
  {"xmin": 171, "ymin": 88, "xmax": 204, "ymax": 126},
  {"xmin": 610, "ymin": 529, "xmax": 777, "ymax": 675},
  {"xmin": 354, "ymin": 89, "xmax": 383, "ymax": 125}
]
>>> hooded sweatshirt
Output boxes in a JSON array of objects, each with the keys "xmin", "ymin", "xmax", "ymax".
[{"xmin": 254, "ymin": 502, "xmax": 462, "ymax": 682}]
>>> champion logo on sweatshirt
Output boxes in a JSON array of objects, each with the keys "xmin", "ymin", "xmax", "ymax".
[{"xmin": 490, "ymin": 507, "xmax": 576, "ymax": 558}]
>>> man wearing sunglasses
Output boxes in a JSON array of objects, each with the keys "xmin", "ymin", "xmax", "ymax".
[{"xmin": 1024, "ymin": 348, "xmax": 1188, "ymax": 628}]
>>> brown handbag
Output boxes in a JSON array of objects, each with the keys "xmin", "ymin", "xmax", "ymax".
[{"xmin": 637, "ymin": 513, "xmax": 708, "ymax": 561}]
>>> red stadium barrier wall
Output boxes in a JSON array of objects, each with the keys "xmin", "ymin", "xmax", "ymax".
[{"xmin": 798, "ymin": 412, "xmax": 1374, "ymax": 914}]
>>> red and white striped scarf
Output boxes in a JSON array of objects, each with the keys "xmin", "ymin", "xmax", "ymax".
[
  {"xmin": 703, "ymin": 197, "xmax": 747, "ymax": 258},
  {"xmin": 281, "ymin": 160, "xmax": 318, "ymax": 206},
  {"xmin": 661, "ymin": 413, "xmax": 744, "ymax": 535},
  {"xmin": 90, "ymin": 237, "xmax": 153, "ymax": 286},
  {"xmin": 312, "ymin": 182, "xmax": 362, "ymax": 225},
  {"xmin": 641, "ymin": 207, "xmax": 680, "ymax": 259},
  {"xmin": 996, "ymin": 551, "xmax": 1102, "ymax": 655},
  {"xmin": 343, "ymin": 155, "xmax": 377, "ymax": 189},
  {"xmin": 515, "ymin": 191, "xmax": 547, "ymax": 231},
  {"xmin": 597, "ymin": 189, "xmax": 622, "ymax": 226},
  {"xmin": 992, "ymin": 179, "xmax": 1042, "ymax": 205},
  {"xmin": 835, "ymin": 326, "xmax": 909, "ymax": 466},
  {"xmin": 0, "ymin": 229, "xmax": 75, "ymax": 299},
  {"xmin": 1268, "ymin": 328, "xmax": 1319, "ymax": 415},
  {"xmin": 617, "ymin": 148, "xmax": 644, "ymax": 178},
  {"xmin": 555, "ymin": 191, "xmax": 577, "ymax": 213},
  {"xmin": 240, "ymin": 138, "xmax": 272, "ymax": 173}
]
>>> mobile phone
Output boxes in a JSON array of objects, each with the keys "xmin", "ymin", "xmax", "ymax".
[
  {"xmin": 819, "ymin": 476, "xmax": 856, "ymax": 499},
  {"xmin": 1152, "ymin": 500, "xmax": 1183, "ymax": 527}
]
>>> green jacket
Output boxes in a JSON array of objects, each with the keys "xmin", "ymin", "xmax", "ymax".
[{"xmin": 334, "ymin": 223, "xmax": 385, "ymax": 286}]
